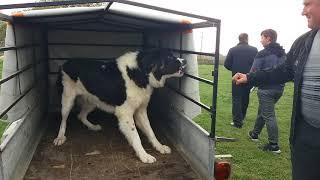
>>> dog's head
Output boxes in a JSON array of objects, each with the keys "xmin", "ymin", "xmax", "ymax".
[{"xmin": 137, "ymin": 49, "xmax": 187, "ymax": 88}]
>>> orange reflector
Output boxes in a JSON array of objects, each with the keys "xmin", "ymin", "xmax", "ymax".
[
  {"xmin": 181, "ymin": 19, "xmax": 192, "ymax": 33},
  {"xmin": 214, "ymin": 161, "xmax": 231, "ymax": 180},
  {"xmin": 12, "ymin": 12, "xmax": 24, "ymax": 17}
]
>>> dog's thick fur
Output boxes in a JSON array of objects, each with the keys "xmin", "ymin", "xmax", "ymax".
[{"xmin": 54, "ymin": 49, "xmax": 186, "ymax": 163}]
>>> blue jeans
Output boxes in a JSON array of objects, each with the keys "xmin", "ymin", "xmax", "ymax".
[{"xmin": 252, "ymin": 89, "xmax": 283, "ymax": 144}]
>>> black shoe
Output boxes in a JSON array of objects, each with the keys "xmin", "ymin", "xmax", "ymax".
[
  {"xmin": 230, "ymin": 122, "xmax": 242, "ymax": 129},
  {"xmin": 248, "ymin": 131, "xmax": 259, "ymax": 142},
  {"xmin": 260, "ymin": 143, "xmax": 281, "ymax": 154}
]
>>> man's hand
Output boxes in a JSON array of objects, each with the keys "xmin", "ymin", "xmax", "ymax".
[{"xmin": 232, "ymin": 73, "xmax": 248, "ymax": 85}]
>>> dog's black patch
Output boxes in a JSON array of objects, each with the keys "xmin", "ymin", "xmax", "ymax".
[
  {"xmin": 62, "ymin": 60, "xmax": 127, "ymax": 106},
  {"xmin": 137, "ymin": 49, "xmax": 184, "ymax": 81},
  {"xmin": 126, "ymin": 67, "xmax": 149, "ymax": 88}
]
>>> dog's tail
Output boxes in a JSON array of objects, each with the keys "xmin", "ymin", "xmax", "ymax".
[{"xmin": 56, "ymin": 66, "xmax": 63, "ymax": 95}]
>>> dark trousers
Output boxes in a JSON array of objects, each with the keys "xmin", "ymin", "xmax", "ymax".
[
  {"xmin": 253, "ymin": 89, "xmax": 283, "ymax": 144},
  {"xmin": 292, "ymin": 119, "xmax": 320, "ymax": 180},
  {"xmin": 232, "ymin": 83, "xmax": 251, "ymax": 126}
]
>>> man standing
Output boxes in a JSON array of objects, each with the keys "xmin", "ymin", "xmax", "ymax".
[
  {"xmin": 248, "ymin": 29, "xmax": 286, "ymax": 154},
  {"xmin": 224, "ymin": 33, "xmax": 258, "ymax": 128},
  {"xmin": 233, "ymin": 0, "xmax": 320, "ymax": 178}
]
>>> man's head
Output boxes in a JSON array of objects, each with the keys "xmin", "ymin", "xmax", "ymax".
[
  {"xmin": 238, "ymin": 33, "xmax": 248, "ymax": 44},
  {"xmin": 302, "ymin": 0, "xmax": 320, "ymax": 29},
  {"xmin": 260, "ymin": 29, "xmax": 277, "ymax": 47}
]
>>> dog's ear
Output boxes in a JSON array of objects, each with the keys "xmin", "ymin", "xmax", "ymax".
[{"xmin": 137, "ymin": 49, "xmax": 162, "ymax": 72}]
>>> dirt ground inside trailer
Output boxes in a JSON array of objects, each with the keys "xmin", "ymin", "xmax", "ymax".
[{"xmin": 24, "ymin": 111, "xmax": 200, "ymax": 180}]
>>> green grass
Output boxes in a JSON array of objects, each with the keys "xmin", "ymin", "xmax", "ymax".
[
  {"xmin": 0, "ymin": 56, "xmax": 7, "ymax": 138},
  {"xmin": 194, "ymin": 64, "xmax": 293, "ymax": 180}
]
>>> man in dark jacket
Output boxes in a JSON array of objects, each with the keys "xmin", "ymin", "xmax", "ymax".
[
  {"xmin": 248, "ymin": 29, "xmax": 285, "ymax": 154},
  {"xmin": 224, "ymin": 33, "xmax": 258, "ymax": 128},
  {"xmin": 233, "ymin": 0, "xmax": 320, "ymax": 179}
]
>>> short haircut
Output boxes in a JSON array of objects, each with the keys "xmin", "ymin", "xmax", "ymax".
[
  {"xmin": 261, "ymin": 29, "xmax": 277, "ymax": 43},
  {"xmin": 238, "ymin": 33, "xmax": 248, "ymax": 43}
]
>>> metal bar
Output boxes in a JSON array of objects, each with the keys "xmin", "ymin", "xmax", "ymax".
[
  {"xmin": 209, "ymin": 22, "xmax": 221, "ymax": 138},
  {"xmin": 0, "ymin": 44, "xmax": 40, "ymax": 52},
  {"xmin": 0, "ymin": 46, "xmax": 16, "ymax": 52},
  {"xmin": 32, "ymin": 29, "xmax": 37, "ymax": 85},
  {"xmin": 116, "ymin": 0, "xmax": 220, "ymax": 22},
  {"xmin": 40, "ymin": 18, "xmax": 99, "ymax": 25},
  {"xmin": 103, "ymin": 12, "xmax": 211, "ymax": 32},
  {"xmin": 0, "ymin": 12, "xmax": 13, "ymax": 22},
  {"xmin": 43, "ymin": 27, "xmax": 50, "ymax": 114},
  {"xmin": 12, "ymin": 24, "xmax": 22, "ymax": 95},
  {"xmin": 164, "ymin": 48, "xmax": 215, "ymax": 57},
  {"xmin": 0, "ymin": 84, "xmax": 35, "ymax": 119},
  {"xmin": 184, "ymin": 73, "xmax": 214, "ymax": 86},
  {"xmin": 167, "ymin": 86, "xmax": 211, "ymax": 112},
  {"xmin": 48, "ymin": 43, "xmax": 142, "ymax": 47},
  {"xmin": 105, "ymin": 2, "xmax": 113, "ymax": 11},
  {"xmin": 190, "ymin": 21, "xmax": 215, "ymax": 29},
  {"xmin": 16, "ymin": 44, "xmax": 40, "ymax": 49},
  {"xmin": 48, "ymin": 27, "xmax": 141, "ymax": 33},
  {"xmin": 133, "ymin": 46, "xmax": 215, "ymax": 56},
  {"xmin": 100, "ymin": 18, "xmax": 146, "ymax": 29},
  {"xmin": 0, "ymin": 62, "xmax": 39, "ymax": 86},
  {"xmin": 99, "ymin": 19, "xmax": 143, "ymax": 30}
]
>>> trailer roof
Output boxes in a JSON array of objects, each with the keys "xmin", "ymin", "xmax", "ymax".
[{"xmin": 0, "ymin": 0, "xmax": 220, "ymax": 32}]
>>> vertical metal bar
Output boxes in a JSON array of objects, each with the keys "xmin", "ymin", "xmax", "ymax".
[
  {"xmin": 105, "ymin": 1, "xmax": 113, "ymax": 10},
  {"xmin": 210, "ymin": 21, "xmax": 221, "ymax": 138},
  {"xmin": 32, "ymin": 28, "xmax": 37, "ymax": 85},
  {"xmin": 43, "ymin": 26, "xmax": 50, "ymax": 113},
  {"xmin": 12, "ymin": 24, "xmax": 22, "ymax": 94}
]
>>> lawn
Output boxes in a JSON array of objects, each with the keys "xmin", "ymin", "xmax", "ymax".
[
  {"xmin": 0, "ymin": 56, "xmax": 8, "ymax": 138},
  {"xmin": 194, "ymin": 64, "xmax": 293, "ymax": 179}
]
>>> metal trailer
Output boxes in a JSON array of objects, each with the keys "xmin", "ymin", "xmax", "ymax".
[{"xmin": 0, "ymin": 1, "xmax": 221, "ymax": 179}]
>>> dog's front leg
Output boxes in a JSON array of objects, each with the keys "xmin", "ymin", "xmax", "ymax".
[
  {"xmin": 117, "ymin": 111, "xmax": 156, "ymax": 163},
  {"xmin": 54, "ymin": 83, "xmax": 76, "ymax": 146},
  {"xmin": 134, "ymin": 106, "xmax": 171, "ymax": 154}
]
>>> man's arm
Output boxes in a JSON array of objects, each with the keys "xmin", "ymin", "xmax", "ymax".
[
  {"xmin": 234, "ymin": 50, "xmax": 295, "ymax": 86},
  {"xmin": 224, "ymin": 49, "xmax": 233, "ymax": 71},
  {"xmin": 233, "ymin": 33, "xmax": 306, "ymax": 86}
]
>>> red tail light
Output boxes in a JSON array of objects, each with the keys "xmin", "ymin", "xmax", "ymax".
[{"xmin": 214, "ymin": 161, "xmax": 231, "ymax": 180}]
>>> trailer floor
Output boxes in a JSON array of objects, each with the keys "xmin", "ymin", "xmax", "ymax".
[{"xmin": 24, "ymin": 111, "xmax": 200, "ymax": 180}]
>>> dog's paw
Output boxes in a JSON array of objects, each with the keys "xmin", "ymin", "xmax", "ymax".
[
  {"xmin": 157, "ymin": 145, "xmax": 171, "ymax": 154},
  {"xmin": 53, "ymin": 136, "xmax": 66, "ymax": 146},
  {"xmin": 139, "ymin": 153, "xmax": 156, "ymax": 163},
  {"xmin": 89, "ymin": 124, "xmax": 102, "ymax": 131}
]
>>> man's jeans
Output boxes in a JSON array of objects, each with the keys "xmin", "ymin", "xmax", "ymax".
[{"xmin": 252, "ymin": 89, "xmax": 283, "ymax": 144}]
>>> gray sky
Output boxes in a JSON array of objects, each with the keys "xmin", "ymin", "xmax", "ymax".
[{"xmin": 1, "ymin": 0, "xmax": 310, "ymax": 55}]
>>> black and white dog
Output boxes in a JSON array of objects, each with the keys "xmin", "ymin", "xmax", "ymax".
[{"xmin": 54, "ymin": 49, "xmax": 186, "ymax": 163}]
